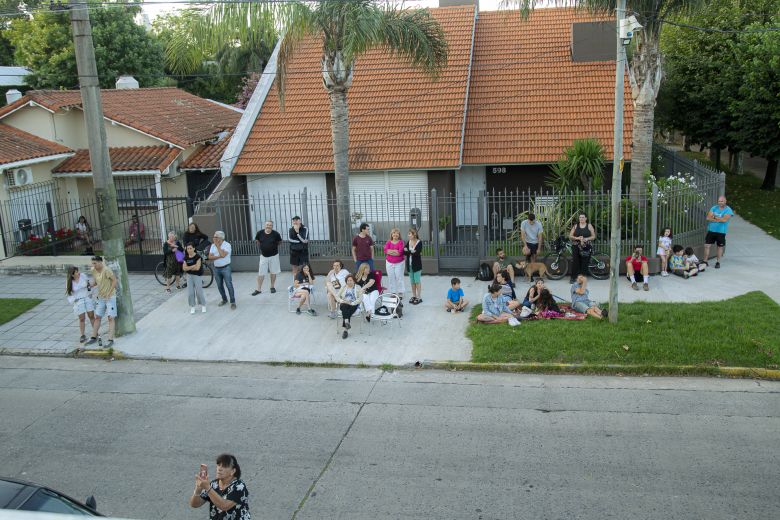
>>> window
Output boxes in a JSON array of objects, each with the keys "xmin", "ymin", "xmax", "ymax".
[
  {"xmin": 19, "ymin": 489, "xmax": 95, "ymax": 515},
  {"xmin": 115, "ymin": 178, "xmax": 157, "ymax": 209}
]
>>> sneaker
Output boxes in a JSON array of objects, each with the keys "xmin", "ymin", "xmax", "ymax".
[
  {"xmin": 202, "ymin": 306, "xmax": 207, "ymax": 313},
  {"xmin": 416, "ymin": 298, "xmax": 423, "ymax": 304},
  {"xmin": 190, "ymin": 307, "xmax": 196, "ymax": 314},
  {"xmin": 251, "ymin": 290, "xmax": 261, "ymax": 296},
  {"xmin": 307, "ymin": 309, "xmax": 317, "ymax": 316},
  {"xmin": 270, "ymin": 287, "xmax": 277, "ymax": 294},
  {"xmin": 230, "ymin": 303, "xmax": 236, "ymax": 310},
  {"xmin": 643, "ymin": 283, "xmax": 649, "ymax": 291},
  {"xmin": 342, "ymin": 330, "xmax": 349, "ymax": 339},
  {"xmin": 218, "ymin": 300, "xmax": 228, "ymax": 307},
  {"xmin": 296, "ymin": 307, "xmax": 301, "ymax": 315},
  {"xmin": 79, "ymin": 335, "xmax": 87, "ymax": 343},
  {"xmin": 684, "ymin": 271, "xmax": 690, "ymax": 279},
  {"xmin": 329, "ymin": 311, "xmax": 337, "ymax": 319},
  {"xmin": 631, "ymin": 282, "xmax": 639, "ymax": 291},
  {"xmin": 446, "ymin": 308, "xmax": 452, "ymax": 313},
  {"xmin": 104, "ymin": 339, "xmax": 114, "ymax": 349},
  {"xmin": 508, "ymin": 317, "xmax": 520, "ymax": 327},
  {"xmin": 602, "ymin": 309, "xmax": 609, "ymax": 319},
  {"xmin": 661, "ymin": 271, "xmax": 669, "ymax": 277},
  {"xmin": 344, "ymin": 321, "xmax": 351, "ymax": 330},
  {"xmin": 715, "ymin": 262, "xmax": 720, "ymax": 269},
  {"xmin": 365, "ymin": 314, "xmax": 371, "ymax": 323},
  {"xmin": 84, "ymin": 337, "xmax": 97, "ymax": 346}
]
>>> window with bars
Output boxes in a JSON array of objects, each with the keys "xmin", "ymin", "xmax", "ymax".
[{"xmin": 115, "ymin": 178, "xmax": 157, "ymax": 209}]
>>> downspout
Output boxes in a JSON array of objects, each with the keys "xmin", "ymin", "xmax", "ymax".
[
  {"xmin": 457, "ymin": 6, "xmax": 478, "ymax": 169},
  {"xmin": 155, "ymin": 172, "xmax": 166, "ymax": 238}
]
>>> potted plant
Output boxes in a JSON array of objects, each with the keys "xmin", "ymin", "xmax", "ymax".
[{"xmin": 438, "ymin": 215, "xmax": 451, "ymax": 244}]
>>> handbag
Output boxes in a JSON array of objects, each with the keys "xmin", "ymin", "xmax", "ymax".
[{"xmin": 174, "ymin": 249, "xmax": 185, "ymax": 263}]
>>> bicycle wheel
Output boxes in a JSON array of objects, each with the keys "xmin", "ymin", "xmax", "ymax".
[
  {"xmin": 543, "ymin": 253, "xmax": 569, "ymax": 280},
  {"xmin": 154, "ymin": 262, "xmax": 167, "ymax": 286},
  {"xmin": 589, "ymin": 255, "xmax": 610, "ymax": 280},
  {"xmin": 202, "ymin": 265, "xmax": 214, "ymax": 288}
]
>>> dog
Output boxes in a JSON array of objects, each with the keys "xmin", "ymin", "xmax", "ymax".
[{"xmin": 515, "ymin": 260, "xmax": 548, "ymax": 281}]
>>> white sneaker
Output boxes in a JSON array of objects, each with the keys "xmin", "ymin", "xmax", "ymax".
[
  {"xmin": 202, "ymin": 306, "xmax": 207, "ymax": 313},
  {"xmin": 190, "ymin": 307, "xmax": 196, "ymax": 314},
  {"xmin": 508, "ymin": 317, "xmax": 521, "ymax": 327},
  {"xmin": 661, "ymin": 271, "xmax": 669, "ymax": 277}
]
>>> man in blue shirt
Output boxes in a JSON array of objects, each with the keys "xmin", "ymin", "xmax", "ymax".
[{"xmin": 704, "ymin": 196, "xmax": 734, "ymax": 269}]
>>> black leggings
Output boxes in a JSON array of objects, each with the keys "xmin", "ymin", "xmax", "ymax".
[
  {"xmin": 571, "ymin": 246, "xmax": 590, "ymax": 279},
  {"xmin": 340, "ymin": 303, "xmax": 358, "ymax": 325}
]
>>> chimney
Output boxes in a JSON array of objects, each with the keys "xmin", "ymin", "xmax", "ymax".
[
  {"xmin": 115, "ymin": 75, "xmax": 140, "ymax": 89},
  {"xmin": 5, "ymin": 89, "xmax": 22, "ymax": 104}
]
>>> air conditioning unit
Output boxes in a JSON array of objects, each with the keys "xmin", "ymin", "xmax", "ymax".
[{"xmin": 12, "ymin": 167, "xmax": 33, "ymax": 187}]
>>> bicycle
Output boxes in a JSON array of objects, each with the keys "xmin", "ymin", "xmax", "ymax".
[
  {"xmin": 155, "ymin": 250, "xmax": 214, "ymax": 288},
  {"xmin": 542, "ymin": 235, "xmax": 610, "ymax": 280}
]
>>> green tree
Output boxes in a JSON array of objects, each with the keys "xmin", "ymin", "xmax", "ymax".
[
  {"xmin": 167, "ymin": 1, "xmax": 448, "ymax": 242},
  {"xmin": 548, "ymin": 139, "xmax": 607, "ymax": 192},
  {"xmin": 6, "ymin": 3, "xmax": 164, "ymax": 89},
  {"xmin": 507, "ymin": 0, "xmax": 709, "ymax": 198}
]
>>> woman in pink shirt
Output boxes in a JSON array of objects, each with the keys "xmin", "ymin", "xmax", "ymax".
[{"xmin": 384, "ymin": 228, "xmax": 405, "ymax": 299}]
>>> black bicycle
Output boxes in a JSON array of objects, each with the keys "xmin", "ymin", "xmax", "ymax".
[
  {"xmin": 155, "ymin": 250, "xmax": 214, "ymax": 288},
  {"xmin": 542, "ymin": 235, "xmax": 610, "ymax": 280}
]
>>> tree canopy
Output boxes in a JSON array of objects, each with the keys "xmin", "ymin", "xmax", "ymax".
[{"xmin": 6, "ymin": 3, "xmax": 165, "ymax": 89}]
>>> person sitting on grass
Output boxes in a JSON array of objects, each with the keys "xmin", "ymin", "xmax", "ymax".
[
  {"xmin": 571, "ymin": 274, "xmax": 607, "ymax": 320},
  {"xmin": 684, "ymin": 246, "xmax": 707, "ymax": 272},
  {"xmin": 522, "ymin": 278, "xmax": 545, "ymax": 309},
  {"xmin": 669, "ymin": 245, "xmax": 698, "ymax": 278},
  {"xmin": 536, "ymin": 288, "xmax": 562, "ymax": 316},
  {"xmin": 492, "ymin": 247, "xmax": 515, "ymax": 283},
  {"xmin": 494, "ymin": 270, "xmax": 516, "ymax": 300},
  {"xmin": 445, "ymin": 277, "xmax": 469, "ymax": 313},
  {"xmin": 477, "ymin": 283, "xmax": 520, "ymax": 326},
  {"xmin": 625, "ymin": 244, "xmax": 650, "ymax": 291}
]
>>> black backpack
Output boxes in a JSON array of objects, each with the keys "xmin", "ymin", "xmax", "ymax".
[{"xmin": 476, "ymin": 262, "xmax": 493, "ymax": 281}]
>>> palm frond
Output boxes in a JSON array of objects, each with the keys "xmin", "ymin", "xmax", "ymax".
[
  {"xmin": 377, "ymin": 8, "xmax": 448, "ymax": 77},
  {"xmin": 275, "ymin": 4, "xmax": 317, "ymax": 110}
]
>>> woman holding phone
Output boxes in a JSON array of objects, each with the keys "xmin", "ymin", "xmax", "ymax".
[{"xmin": 190, "ymin": 453, "xmax": 250, "ymax": 519}]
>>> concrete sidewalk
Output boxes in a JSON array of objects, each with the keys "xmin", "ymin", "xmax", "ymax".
[{"xmin": 1, "ymin": 216, "xmax": 777, "ymax": 364}]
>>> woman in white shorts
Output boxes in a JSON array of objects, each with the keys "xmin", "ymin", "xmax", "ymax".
[{"xmin": 66, "ymin": 266, "xmax": 95, "ymax": 344}]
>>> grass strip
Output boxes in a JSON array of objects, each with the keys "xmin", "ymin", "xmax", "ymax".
[
  {"xmin": 725, "ymin": 173, "xmax": 780, "ymax": 239},
  {"xmin": 0, "ymin": 298, "xmax": 43, "ymax": 326},
  {"xmin": 468, "ymin": 291, "xmax": 780, "ymax": 369}
]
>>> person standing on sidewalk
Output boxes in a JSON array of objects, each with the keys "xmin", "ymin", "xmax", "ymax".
[
  {"xmin": 66, "ymin": 266, "xmax": 94, "ymax": 344},
  {"xmin": 520, "ymin": 213, "xmax": 544, "ymax": 264},
  {"xmin": 704, "ymin": 196, "xmax": 734, "ymax": 269},
  {"xmin": 288, "ymin": 216, "xmax": 309, "ymax": 280},
  {"xmin": 182, "ymin": 243, "xmax": 207, "ymax": 314},
  {"xmin": 85, "ymin": 256, "xmax": 116, "ymax": 348},
  {"xmin": 209, "ymin": 231, "xmax": 236, "ymax": 310},
  {"xmin": 352, "ymin": 223, "xmax": 375, "ymax": 272},
  {"xmin": 384, "ymin": 228, "xmax": 405, "ymax": 299},
  {"xmin": 190, "ymin": 453, "xmax": 250, "ymax": 520},
  {"xmin": 252, "ymin": 220, "xmax": 282, "ymax": 296},
  {"xmin": 405, "ymin": 228, "xmax": 423, "ymax": 304},
  {"xmin": 569, "ymin": 213, "xmax": 595, "ymax": 283}
]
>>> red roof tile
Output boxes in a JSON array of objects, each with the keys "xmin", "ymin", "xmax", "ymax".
[
  {"xmin": 0, "ymin": 123, "xmax": 72, "ymax": 166},
  {"xmin": 52, "ymin": 146, "xmax": 181, "ymax": 174},
  {"xmin": 463, "ymin": 9, "xmax": 633, "ymax": 164},
  {"xmin": 233, "ymin": 6, "xmax": 476, "ymax": 174},
  {"xmin": 180, "ymin": 131, "xmax": 232, "ymax": 170},
  {"xmin": 0, "ymin": 88, "xmax": 241, "ymax": 148}
]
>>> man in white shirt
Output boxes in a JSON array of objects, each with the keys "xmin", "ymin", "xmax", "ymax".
[{"xmin": 208, "ymin": 230, "xmax": 236, "ymax": 309}]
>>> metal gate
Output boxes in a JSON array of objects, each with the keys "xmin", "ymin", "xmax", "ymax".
[
  {"xmin": 120, "ymin": 196, "xmax": 193, "ymax": 271},
  {"xmin": 432, "ymin": 189, "xmax": 486, "ymax": 270}
]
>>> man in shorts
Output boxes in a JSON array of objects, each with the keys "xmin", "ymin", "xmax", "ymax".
[
  {"xmin": 252, "ymin": 220, "xmax": 282, "ymax": 295},
  {"xmin": 85, "ymin": 256, "xmax": 117, "ymax": 348},
  {"xmin": 492, "ymin": 247, "xmax": 515, "ymax": 282},
  {"xmin": 704, "ymin": 196, "xmax": 733, "ymax": 269},
  {"xmin": 288, "ymin": 216, "xmax": 309, "ymax": 280},
  {"xmin": 625, "ymin": 245, "xmax": 650, "ymax": 291},
  {"xmin": 520, "ymin": 213, "xmax": 544, "ymax": 264}
]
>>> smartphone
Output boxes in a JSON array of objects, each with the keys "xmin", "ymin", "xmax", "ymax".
[{"xmin": 199, "ymin": 464, "xmax": 208, "ymax": 480}]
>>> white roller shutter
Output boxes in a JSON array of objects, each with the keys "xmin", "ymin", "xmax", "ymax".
[{"xmin": 247, "ymin": 174, "xmax": 329, "ymax": 240}]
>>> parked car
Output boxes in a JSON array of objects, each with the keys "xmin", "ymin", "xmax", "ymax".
[{"xmin": 0, "ymin": 478, "xmax": 101, "ymax": 516}]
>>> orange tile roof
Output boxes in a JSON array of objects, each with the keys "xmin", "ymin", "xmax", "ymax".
[
  {"xmin": 0, "ymin": 88, "xmax": 241, "ymax": 148},
  {"xmin": 463, "ymin": 9, "xmax": 633, "ymax": 164},
  {"xmin": 0, "ymin": 122, "xmax": 72, "ymax": 166},
  {"xmin": 52, "ymin": 146, "xmax": 181, "ymax": 174},
  {"xmin": 180, "ymin": 131, "xmax": 232, "ymax": 170},
  {"xmin": 233, "ymin": 5, "xmax": 476, "ymax": 174}
]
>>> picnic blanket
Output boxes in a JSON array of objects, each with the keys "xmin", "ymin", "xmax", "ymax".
[{"xmin": 525, "ymin": 304, "xmax": 587, "ymax": 321}]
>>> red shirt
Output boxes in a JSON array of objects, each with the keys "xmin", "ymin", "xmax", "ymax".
[
  {"xmin": 352, "ymin": 234, "xmax": 374, "ymax": 260},
  {"xmin": 625, "ymin": 255, "xmax": 648, "ymax": 272}
]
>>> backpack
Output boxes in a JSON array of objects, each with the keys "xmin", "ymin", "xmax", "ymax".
[{"xmin": 476, "ymin": 262, "xmax": 493, "ymax": 281}]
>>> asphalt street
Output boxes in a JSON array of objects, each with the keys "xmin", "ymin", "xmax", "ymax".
[{"xmin": 0, "ymin": 357, "xmax": 778, "ymax": 520}]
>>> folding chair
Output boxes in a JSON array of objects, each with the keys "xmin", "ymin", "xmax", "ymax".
[
  {"xmin": 335, "ymin": 300, "xmax": 364, "ymax": 335},
  {"xmin": 369, "ymin": 292, "xmax": 402, "ymax": 329},
  {"xmin": 288, "ymin": 285, "xmax": 317, "ymax": 315}
]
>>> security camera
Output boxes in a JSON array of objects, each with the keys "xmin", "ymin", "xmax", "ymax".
[{"xmin": 620, "ymin": 15, "xmax": 643, "ymax": 44}]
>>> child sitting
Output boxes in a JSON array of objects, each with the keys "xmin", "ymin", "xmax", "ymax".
[
  {"xmin": 669, "ymin": 245, "xmax": 698, "ymax": 278},
  {"xmin": 494, "ymin": 270, "xmax": 516, "ymax": 300},
  {"xmin": 445, "ymin": 277, "xmax": 469, "ymax": 312},
  {"xmin": 684, "ymin": 246, "xmax": 707, "ymax": 272}
]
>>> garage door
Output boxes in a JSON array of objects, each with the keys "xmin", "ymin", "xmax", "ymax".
[
  {"xmin": 352, "ymin": 171, "xmax": 428, "ymax": 222},
  {"xmin": 246, "ymin": 174, "xmax": 330, "ymax": 241}
]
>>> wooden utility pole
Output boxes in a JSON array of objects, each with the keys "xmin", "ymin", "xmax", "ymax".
[
  {"xmin": 608, "ymin": 0, "xmax": 627, "ymax": 323},
  {"xmin": 69, "ymin": 0, "xmax": 136, "ymax": 335}
]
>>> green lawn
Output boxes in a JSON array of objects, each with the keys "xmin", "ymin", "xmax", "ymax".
[
  {"xmin": 725, "ymin": 173, "xmax": 780, "ymax": 239},
  {"xmin": 0, "ymin": 298, "xmax": 43, "ymax": 326},
  {"xmin": 468, "ymin": 291, "xmax": 779, "ymax": 369}
]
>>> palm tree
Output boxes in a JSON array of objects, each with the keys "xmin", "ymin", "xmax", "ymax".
[
  {"xmin": 506, "ymin": 1, "xmax": 708, "ymax": 198},
  {"xmin": 167, "ymin": 1, "xmax": 448, "ymax": 242}
]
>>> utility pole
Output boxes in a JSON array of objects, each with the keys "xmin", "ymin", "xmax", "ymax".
[
  {"xmin": 69, "ymin": 0, "xmax": 136, "ymax": 335},
  {"xmin": 608, "ymin": 0, "xmax": 627, "ymax": 324}
]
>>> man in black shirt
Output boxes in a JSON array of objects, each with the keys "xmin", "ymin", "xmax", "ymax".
[
  {"xmin": 252, "ymin": 220, "xmax": 283, "ymax": 295},
  {"xmin": 288, "ymin": 216, "xmax": 309, "ymax": 280}
]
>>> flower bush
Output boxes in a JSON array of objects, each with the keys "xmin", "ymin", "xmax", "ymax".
[
  {"xmin": 646, "ymin": 172, "xmax": 705, "ymax": 206},
  {"xmin": 17, "ymin": 228, "xmax": 75, "ymax": 256}
]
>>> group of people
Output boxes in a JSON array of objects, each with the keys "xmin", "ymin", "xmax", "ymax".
[{"xmin": 65, "ymin": 256, "xmax": 117, "ymax": 348}]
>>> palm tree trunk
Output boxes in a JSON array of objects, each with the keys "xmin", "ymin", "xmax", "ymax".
[
  {"xmin": 630, "ymin": 88, "xmax": 654, "ymax": 200},
  {"xmin": 328, "ymin": 87, "xmax": 351, "ymax": 243}
]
